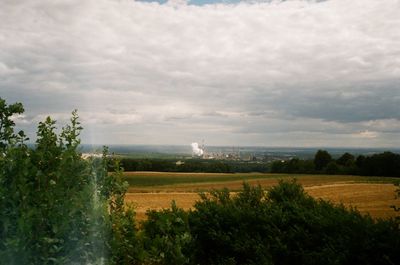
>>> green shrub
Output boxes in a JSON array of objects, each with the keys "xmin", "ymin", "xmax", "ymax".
[
  {"xmin": 189, "ymin": 184, "xmax": 273, "ymax": 265},
  {"xmin": 0, "ymin": 98, "xmax": 141, "ymax": 265},
  {"xmin": 109, "ymin": 160, "xmax": 143, "ymax": 265},
  {"xmin": 188, "ymin": 180, "xmax": 400, "ymax": 265},
  {"xmin": 142, "ymin": 201, "xmax": 192, "ymax": 265}
]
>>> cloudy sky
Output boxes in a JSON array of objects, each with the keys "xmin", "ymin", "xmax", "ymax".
[{"xmin": 1, "ymin": 0, "xmax": 399, "ymax": 147}]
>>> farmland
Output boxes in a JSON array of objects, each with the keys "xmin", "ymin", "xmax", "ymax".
[{"xmin": 123, "ymin": 172, "xmax": 400, "ymax": 221}]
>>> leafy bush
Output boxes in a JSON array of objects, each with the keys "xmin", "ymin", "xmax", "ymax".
[
  {"xmin": 188, "ymin": 180, "xmax": 400, "ymax": 265},
  {"xmin": 142, "ymin": 201, "xmax": 192, "ymax": 265},
  {"xmin": 189, "ymin": 184, "xmax": 274, "ymax": 265},
  {"xmin": 0, "ymin": 98, "xmax": 140, "ymax": 265}
]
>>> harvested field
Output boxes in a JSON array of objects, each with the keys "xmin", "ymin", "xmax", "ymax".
[
  {"xmin": 123, "ymin": 172, "xmax": 399, "ymax": 221},
  {"xmin": 125, "ymin": 192, "xmax": 201, "ymax": 221},
  {"xmin": 306, "ymin": 183, "xmax": 398, "ymax": 219}
]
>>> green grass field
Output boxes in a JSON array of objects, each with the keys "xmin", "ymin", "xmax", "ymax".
[
  {"xmin": 123, "ymin": 171, "xmax": 398, "ymax": 191},
  {"xmin": 123, "ymin": 172, "xmax": 285, "ymax": 186}
]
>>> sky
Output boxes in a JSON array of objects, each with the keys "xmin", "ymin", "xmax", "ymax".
[{"xmin": 1, "ymin": 0, "xmax": 399, "ymax": 147}]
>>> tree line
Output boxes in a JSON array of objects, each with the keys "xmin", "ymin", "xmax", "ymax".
[
  {"xmin": 119, "ymin": 150, "xmax": 400, "ymax": 176},
  {"xmin": 271, "ymin": 149, "xmax": 400, "ymax": 177},
  {"xmin": 119, "ymin": 158, "xmax": 269, "ymax": 173}
]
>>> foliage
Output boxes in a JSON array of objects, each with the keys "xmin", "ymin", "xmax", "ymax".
[
  {"xmin": 314, "ymin": 150, "xmax": 332, "ymax": 171},
  {"xmin": 391, "ymin": 181, "xmax": 400, "ymax": 222},
  {"xmin": 0, "ymin": 98, "xmax": 25, "ymax": 150},
  {"xmin": 109, "ymin": 159, "xmax": 143, "ymax": 265},
  {"xmin": 271, "ymin": 149, "xmax": 400, "ymax": 177},
  {"xmin": 187, "ymin": 180, "xmax": 400, "ymax": 265},
  {"xmin": 120, "ymin": 158, "xmax": 269, "ymax": 173},
  {"xmin": 189, "ymin": 184, "xmax": 273, "ymax": 265},
  {"xmin": 0, "ymin": 98, "xmax": 138, "ymax": 265},
  {"xmin": 142, "ymin": 201, "xmax": 192, "ymax": 265},
  {"xmin": 356, "ymin": 152, "xmax": 400, "ymax": 177},
  {"xmin": 2, "ymin": 97, "xmax": 400, "ymax": 265},
  {"xmin": 337, "ymin": 152, "xmax": 355, "ymax": 167},
  {"xmin": 325, "ymin": 160, "xmax": 339, "ymax": 175},
  {"xmin": 123, "ymin": 149, "xmax": 399, "ymax": 177},
  {"xmin": 270, "ymin": 158, "xmax": 315, "ymax": 174}
]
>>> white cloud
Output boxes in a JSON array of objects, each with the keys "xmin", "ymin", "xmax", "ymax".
[
  {"xmin": 1, "ymin": 0, "xmax": 399, "ymax": 147},
  {"xmin": 353, "ymin": 130, "xmax": 379, "ymax": 139}
]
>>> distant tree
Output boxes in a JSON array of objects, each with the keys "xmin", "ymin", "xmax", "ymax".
[
  {"xmin": 355, "ymin": 155, "xmax": 366, "ymax": 174},
  {"xmin": 286, "ymin": 158, "xmax": 301, "ymax": 173},
  {"xmin": 314, "ymin": 150, "xmax": 332, "ymax": 171},
  {"xmin": 367, "ymin": 152, "xmax": 400, "ymax": 176},
  {"xmin": 355, "ymin": 152, "xmax": 400, "ymax": 177},
  {"xmin": 300, "ymin": 159, "xmax": 316, "ymax": 173},
  {"xmin": 270, "ymin": 160, "xmax": 285, "ymax": 173},
  {"xmin": 325, "ymin": 161, "xmax": 339, "ymax": 175},
  {"xmin": 337, "ymin": 152, "xmax": 355, "ymax": 166}
]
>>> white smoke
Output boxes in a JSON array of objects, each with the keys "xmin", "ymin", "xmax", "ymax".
[{"xmin": 191, "ymin": 142, "xmax": 204, "ymax": 156}]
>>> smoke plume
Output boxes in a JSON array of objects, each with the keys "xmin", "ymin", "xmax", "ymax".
[{"xmin": 191, "ymin": 142, "xmax": 204, "ymax": 156}]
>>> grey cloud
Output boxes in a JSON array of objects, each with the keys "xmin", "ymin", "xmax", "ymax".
[
  {"xmin": 273, "ymin": 82, "xmax": 400, "ymax": 123},
  {"xmin": 1, "ymin": 0, "xmax": 400, "ymax": 147}
]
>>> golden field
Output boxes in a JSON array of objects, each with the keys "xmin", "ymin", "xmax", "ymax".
[{"xmin": 123, "ymin": 172, "xmax": 400, "ymax": 221}]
